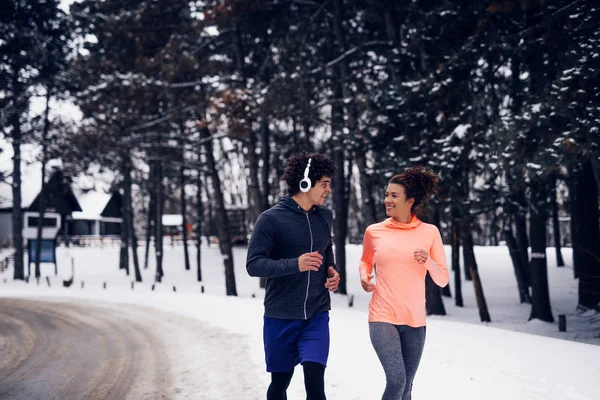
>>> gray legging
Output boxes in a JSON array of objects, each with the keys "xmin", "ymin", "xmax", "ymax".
[{"xmin": 369, "ymin": 322, "xmax": 426, "ymax": 400}]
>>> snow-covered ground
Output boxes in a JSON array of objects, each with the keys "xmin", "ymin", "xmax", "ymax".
[{"xmin": 1, "ymin": 243, "xmax": 599, "ymax": 399}]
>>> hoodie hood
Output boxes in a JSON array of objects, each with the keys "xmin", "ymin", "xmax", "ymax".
[
  {"xmin": 276, "ymin": 195, "xmax": 317, "ymax": 214},
  {"xmin": 383, "ymin": 214, "xmax": 422, "ymax": 229}
]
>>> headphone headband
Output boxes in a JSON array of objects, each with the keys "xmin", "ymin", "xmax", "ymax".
[
  {"xmin": 303, "ymin": 158, "xmax": 312, "ymax": 178},
  {"xmin": 299, "ymin": 158, "xmax": 312, "ymax": 193}
]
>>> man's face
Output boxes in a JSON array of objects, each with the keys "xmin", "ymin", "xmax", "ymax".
[{"xmin": 307, "ymin": 176, "xmax": 332, "ymax": 207}]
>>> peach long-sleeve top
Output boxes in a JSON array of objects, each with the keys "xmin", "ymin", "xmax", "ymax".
[{"xmin": 359, "ymin": 215, "xmax": 449, "ymax": 327}]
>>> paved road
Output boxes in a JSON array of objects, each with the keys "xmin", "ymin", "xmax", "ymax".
[
  {"xmin": 0, "ymin": 298, "xmax": 171, "ymax": 399},
  {"xmin": 0, "ymin": 297, "xmax": 262, "ymax": 400}
]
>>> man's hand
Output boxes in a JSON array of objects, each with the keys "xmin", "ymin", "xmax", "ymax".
[
  {"xmin": 325, "ymin": 266, "xmax": 340, "ymax": 292},
  {"xmin": 361, "ymin": 274, "xmax": 376, "ymax": 292},
  {"xmin": 298, "ymin": 251, "xmax": 323, "ymax": 272}
]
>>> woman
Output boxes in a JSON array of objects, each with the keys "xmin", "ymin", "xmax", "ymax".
[{"xmin": 359, "ymin": 166, "xmax": 449, "ymax": 400}]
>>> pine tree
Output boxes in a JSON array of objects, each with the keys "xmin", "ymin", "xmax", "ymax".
[{"xmin": 0, "ymin": 0, "xmax": 72, "ymax": 280}]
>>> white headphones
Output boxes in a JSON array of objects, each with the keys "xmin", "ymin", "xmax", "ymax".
[{"xmin": 299, "ymin": 158, "xmax": 312, "ymax": 193}]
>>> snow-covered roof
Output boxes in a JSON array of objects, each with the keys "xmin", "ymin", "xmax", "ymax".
[
  {"xmin": 0, "ymin": 141, "xmax": 48, "ymax": 209},
  {"xmin": 71, "ymin": 211, "xmax": 102, "ymax": 220},
  {"xmin": 162, "ymin": 214, "xmax": 183, "ymax": 226},
  {"xmin": 71, "ymin": 190, "xmax": 112, "ymax": 220},
  {"xmin": 0, "ymin": 138, "xmax": 116, "ymax": 215}
]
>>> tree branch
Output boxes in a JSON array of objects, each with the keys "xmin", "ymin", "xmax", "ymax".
[{"xmin": 307, "ymin": 40, "xmax": 388, "ymax": 75}]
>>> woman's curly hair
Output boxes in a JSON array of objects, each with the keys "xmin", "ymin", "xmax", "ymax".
[
  {"xmin": 388, "ymin": 166, "xmax": 439, "ymax": 216},
  {"xmin": 282, "ymin": 151, "xmax": 335, "ymax": 195}
]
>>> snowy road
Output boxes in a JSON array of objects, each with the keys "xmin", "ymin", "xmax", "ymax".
[{"xmin": 0, "ymin": 298, "xmax": 263, "ymax": 399}]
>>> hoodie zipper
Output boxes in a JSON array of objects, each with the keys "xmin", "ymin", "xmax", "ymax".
[{"xmin": 303, "ymin": 210, "xmax": 313, "ymax": 320}]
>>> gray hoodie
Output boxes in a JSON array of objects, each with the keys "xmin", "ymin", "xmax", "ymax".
[{"xmin": 246, "ymin": 195, "xmax": 336, "ymax": 320}]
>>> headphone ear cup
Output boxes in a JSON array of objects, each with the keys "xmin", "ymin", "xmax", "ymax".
[{"xmin": 299, "ymin": 177, "xmax": 311, "ymax": 193}]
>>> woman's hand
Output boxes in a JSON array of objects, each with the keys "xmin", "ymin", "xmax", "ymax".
[
  {"xmin": 414, "ymin": 248, "xmax": 429, "ymax": 264},
  {"xmin": 361, "ymin": 274, "xmax": 376, "ymax": 292}
]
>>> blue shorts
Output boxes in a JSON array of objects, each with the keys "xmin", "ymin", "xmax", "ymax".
[{"xmin": 263, "ymin": 311, "xmax": 330, "ymax": 372}]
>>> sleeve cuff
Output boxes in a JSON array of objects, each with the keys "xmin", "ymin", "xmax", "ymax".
[
  {"xmin": 286, "ymin": 257, "xmax": 299, "ymax": 274},
  {"xmin": 425, "ymin": 256, "xmax": 437, "ymax": 271}
]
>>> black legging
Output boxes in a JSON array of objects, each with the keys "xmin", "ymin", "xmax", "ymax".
[{"xmin": 267, "ymin": 362, "xmax": 326, "ymax": 400}]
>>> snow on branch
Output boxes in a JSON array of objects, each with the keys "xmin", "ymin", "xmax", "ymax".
[{"xmin": 307, "ymin": 41, "xmax": 389, "ymax": 75}]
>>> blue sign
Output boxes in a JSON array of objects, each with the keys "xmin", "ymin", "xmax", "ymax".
[{"xmin": 28, "ymin": 239, "xmax": 56, "ymax": 263}]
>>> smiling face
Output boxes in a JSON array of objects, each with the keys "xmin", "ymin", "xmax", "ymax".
[
  {"xmin": 307, "ymin": 176, "xmax": 332, "ymax": 207},
  {"xmin": 385, "ymin": 183, "xmax": 414, "ymax": 219}
]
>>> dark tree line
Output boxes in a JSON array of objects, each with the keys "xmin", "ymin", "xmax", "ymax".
[{"xmin": 2, "ymin": 1, "xmax": 599, "ymax": 317}]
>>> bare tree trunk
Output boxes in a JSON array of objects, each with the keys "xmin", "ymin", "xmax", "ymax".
[
  {"xmin": 451, "ymin": 205, "xmax": 463, "ymax": 307},
  {"xmin": 462, "ymin": 215, "xmax": 491, "ymax": 322},
  {"xmin": 119, "ymin": 155, "xmax": 130, "ymax": 277},
  {"xmin": 549, "ymin": 173, "xmax": 565, "ymax": 267},
  {"xmin": 203, "ymin": 182, "xmax": 214, "ymax": 247},
  {"xmin": 119, "ymin": 196, "xmax": 130, "ymax": 275},
  {"xmin": 332, "ymin": 84, "xmax": 348, "ymax": 295},
  {"xmin": 129, "ymin": 205, "xmax": 141, "ymax": 281},
  {"xmin": 503, "ymin": 222, "xmax": 531, "ymax": 303},
  {"xmin": 426, "ymin": 199, "xmax": 447, "ymax": 314},
  {"xmin": 469, "ymin": 264, "xmax": 491, "ymax": 323},
  {"xmin": 180, "ymin": 166, "xmax": 191, "ymax": 271},
  {"xmin": 258, "ymin": 121, "xmax": 270, "ymax": 289},
  {"xmin": 568, "ymin": 176, "xmax": 579, "ymax": 279},
  {"xmin": 196, "ymin": 170, "xmax": 203, "ymax": 282},
  {"xmin": 528, "ymin": 179, "xmax": 554, "ymax": 322},
  {"xmin": 506, "ymin": 174, "xmax": 532, "ymax": 289},
  {"xmin": 425, "ymin": 273, "xmax": 446, "ymax": 315},
  {"xmin": 332, "ymin": 0, "xmax": 376, "ymax": 231},
  {"xmin": 515, "ymin": 188, "xmax": 531, "ymax": 287},
  {"xmin": 382, "ymin": 4, "xmax": 422, "ymax": 160},
  {"xmin": 573, "ymin": 161, "xmax": 600, "ymax": 310},
  {"xmin": 354, "ymin": 151, "xmax": 377, "ymax": 228},
  {"xmin": 260, "ymin": 120, "xmax": 271, "ymax": 211},
  {"xmin": 432, "ymin": 199, "xmax": 451, "ymax": 298},
  {"xmin": 61, "ymin": 214, "xmax": 70, "ymax": 253},
  {"xmin": 382, "ymin": 6, "xmax": 401, "ymax": 88},
  {"xmin": 588, "ymin": 130, "xmax": 600, "ymax": 191},
  {"xmin": 119, "ymin": 228, "xmax": 128, "ymax": 271},
  {"xmin": 508, "ymin": 51, "xmax": 531, "ymax": 287},
  {"xmin": 300, "ymin": 112, "xmax": 313, "ymax": 151},
  {"xmin": 457, "ymin": 127, "xmax": 488, "ymax": 322},
  {"xmin": 232, "ymin": 20, "xmax": 262, "ymax": 240},
  {"xmin": 233, "ymin": 22, "xmax": 246, "ymax": 81},
  {"xmin": 457, "ymin": 150, "xmax": 472, "ymax": 283},
  {"xmin": 11, "ymin": 79, "xmax": 25, "ymax": 281},
  {"xmin": 201, "ymin": 127, "xmax": 237, "ymax": 296},
  {"xmin": 332, "ymin": 141, "xmax": 348, "ymax": 295},
  {"xmin": 246, "ymin": 131, "xmax": 263, "ymax": 227},
  {"xmin": 155, "ymin": 161, "xmax": 164, "ymax": 282},
  {"xmin": 34, "ymin": 172, "xmax": 46, "ymax": 278},
  {"xmin": 144, "ymin": 181, "xmax": 154, "ymax": 270},
  {"xmin": 350, "ymin": 176, "xmax": 364, "ymax": 242},
  {"xmin": 35, "ymin": 87, "xmax": 51, "ymax": 278},
  {"xmin": 490, "ymin": 212, "xmax": 500, "ymax": 246},
  {"xmin": 124, "ymin": 155, "xmax": 141, "ymax": 282},
  {"xmin": 462, "ymin": 188, "xmax": 472, "ymax": 282}
]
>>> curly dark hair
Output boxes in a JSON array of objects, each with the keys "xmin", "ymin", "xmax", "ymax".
[
  {"xmin": 282, "ymin": 151, "xmax": 335, "ymax": 195},
  {"xmin": 388, "ymin": 166, "xmax": 439, "ymax": 215}
]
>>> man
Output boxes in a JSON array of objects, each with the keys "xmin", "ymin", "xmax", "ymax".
[{"xmin": 247, "ymin": 151, "xmax": 340, "ymax": 400}]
